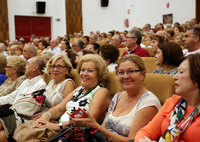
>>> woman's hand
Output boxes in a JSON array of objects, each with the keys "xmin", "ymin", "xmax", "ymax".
[
  {"xmin": 32, "ymin": 119, "xmax": 59, "ymax": 130},
  {"xmin": 30, "ymin": 112, "xmax": 44, "ymax": 120},
  {"xmin": 137, "ymin": 136, "xmax": 157, "ymax": 142},
  {"xmin": 70, "ymin": 111, "xmax": 98, "ymax": 127}
]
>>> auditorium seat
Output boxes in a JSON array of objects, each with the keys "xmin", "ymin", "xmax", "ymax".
[{"xmin": 141, "ymin": 57, "xmax": 159, "ymax": 73}]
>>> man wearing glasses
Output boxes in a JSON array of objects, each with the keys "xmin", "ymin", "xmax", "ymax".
[{"xmin": 121, "ymin": 30, "xmax": 150, "ymax": 57}]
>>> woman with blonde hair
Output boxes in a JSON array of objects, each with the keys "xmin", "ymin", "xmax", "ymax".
[
  {"xmin": 32, "ymin": 54, "xmax": 110, "ymax": 138},
  {"xmin": 0, "ymin": 56, "xmax": 27, "ymax": 96},
  {"xmin": 70, "ymin": 54, "xmax": 161, "ymax": 142}
]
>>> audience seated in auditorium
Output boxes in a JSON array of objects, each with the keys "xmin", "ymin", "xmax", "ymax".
[
  {"xmin": 45, "ymin": 37, "xmax": 51, "ymax": 46},
  {"xmin": 32, "ymin": 54, "xmax": 111, "ymax": 139},
  {"xmin": 23, "ymin": 43, "xmax": 37, "ymax": 62},
  {"xmin": 65, "ymin": 49, "xmax": 78, "ymax": 69},
  {"xmin": 0, "ymin": 56, "xmax": 27, "ymax": 96},
  {"xmin": 33, "ymin": 38, "xmax": 39, "ymax": 48},
  {"xmin": 82, "ymin": 36, "xmax": 89, "ymax": 48},
  {"xmin": 135, "ymin": 53, "xmax": 200, "ymax": 142},
  {"xmin": 99, "ymin": 44, "xmax": 119, "ymax": 72},
  {"xmin": 89, "ymin": 34, "xmax": 98, "ymax": 44},
  {"xmin": 31, "ymin": 54, "xmax": 75, "ymax": 119},
  {"xmin": 0, "ymin": 57, "xmax": 46, "ymax": 141},
  {"xmin": 71, "ymin": 39, "xmax": 84, "ymax": 55},
  {"xmin": 0, "ymin": 42, "xmax": 9, "ymax": 57},
  {"xmin": 152, "ymin": 42, "xmax": 183, "ymax": 75},
  {"xmin": 174, "ymin": 25, "xmax": 183, "ymax": 37},
  {"xmin": 150, "ymin": 34, "xmax": 166, "ymax": 57},
  {"xmin": 120, "ymin": 32, "xmax": 127, "ymax": 44},
  {"xmin": 59, "ymin": 39, "xmax": 70, "ymax": 54},
  {"xmin": 107, "ymin": 31, "xmax": 115, "ymax": 43},
  {"xmin": 49, "ymin": 38, "xmax": 61, "ymax": 54},
  {"xmin": 121, "ymin": 30, "xmax": 150, "ymax": 57},
  {"xmin": 40, "ymin": 50, "xmax": 55, "ymax": 84},
  {"xmin": 111, "ymin": 34, "xmax": 123, "ymax": 48},
  {"xmin": 143, "ymin": 23, "xmax": 151, "ymax": 34},
  {"xmin": 15, "ymin": 45, "xmax": 24, "ymax": 57},
  {"xmin": 182, "ymin": 27, "xmax": 200, "ymax": 56},
  {"xmin": 70, "ymin": 54, "xmax": 161, "ymax": 142},
  {"xmin": 0, "ymin": 53, "xmax": 7, "ymax": 85},
  {"xmin": 10, "ymin": 45, "xmax": 17, "ymax": 56},
  {"xmin": 174, "ymin": 32, "xmax": 185, "ymax": 46},
  {"xmin": 191, "ymin": 18, "xmax": 197, "ymax": 26},
  {"xmin": 38, "ymin": 40, "xmax": 48, "ymax": 52},
  {"xmin": 75, "ymin": 49, "xmax": 94, "ymax": 65},
  {"xmin": 86, "ymin": 43, "xmax": 100, "ymax": 53},
  {"xmin": 155, "ymin": 23, "xmax": 164, "ymax": 32}
]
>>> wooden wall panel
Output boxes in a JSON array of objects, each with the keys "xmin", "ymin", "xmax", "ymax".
[
  {"xmin": 196, "ymin": 0, "xmax": 200, "ymax": 24},
  {"xmin": 0, "ymin": 0, "xmax": 9, "ymax": 41},
  {"xmin": 65, "ymin": 0, "xmax": 83, "ymax": 35}
]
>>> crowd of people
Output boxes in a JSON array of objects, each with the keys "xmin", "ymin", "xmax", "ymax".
[{"xmin": 0, "ymin": 18, "xmax": 199, "ymax": 142}]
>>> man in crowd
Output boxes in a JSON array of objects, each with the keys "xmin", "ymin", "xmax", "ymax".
[
  {"xmin": 71, "ymin": 39, "xmax": 84, "ymax": 55},
  {"xmin": 111, "ymin": 34, "xmax": 123, "ymax": 48},
  {"xmin": 49, "ymin": 38, "xmax": 61, "ymax": 54},
  {"xmin": 155, "ymin": 23, "xmax": 164, "ymax": 32},
  {"xmin": 23, "ymin": 43, "xmax": 37, "ymax": 62},
  {"xmin": 191, "ymin": 18, "xmax": 197, "ymax": 26},
  {"xmin": 0, "ymin": 57, "xmax": 46, "ymax": 141},
  {"xmin": 121, "ymin": 30, "xmax": 150, "ymax": 57},
  {"xmin": 45, "ymin": 37, "xmax": 51, "ymax": 46},
  {"xmin": 182, "ymin": 27, "xmax": 200, "ymax": 56},
  {"xmin": 143, "ymin": 23, "xmax": 151, "ymax": 33},
  {"xmin": 89, "ymin": 34, "xmax": 98, "ymax": 44}
]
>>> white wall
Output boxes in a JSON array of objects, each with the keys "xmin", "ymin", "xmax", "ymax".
[
  {"xmin": 7, "ymin": 0, "xmax": 66, "ymax": 40},
  {"xmin": 82, "ymin": 0, "xmax": 195, "ymax": 35},
  {"xmin": 7, "ymin": 0, "xmax": 196, "ymax": 39}
]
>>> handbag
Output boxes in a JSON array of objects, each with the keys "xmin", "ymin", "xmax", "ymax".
[
  {"xmin": 10, "ymin": 89, "xmax": 46, "ymax": 118},
  {"xmin": 48, "ymin": 124, "xmax": 107, "ymax": 142},
  {"xmin": 13, "ymin": 120, "xmax": 58, "ymax": 142}
]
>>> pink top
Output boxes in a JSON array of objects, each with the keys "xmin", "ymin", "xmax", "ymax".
[{"xmin": 135, "ymin": 95, "xmax": 200, "ymax": 142}]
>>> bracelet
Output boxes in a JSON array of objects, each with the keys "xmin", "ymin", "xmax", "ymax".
[
  {"xmin": 44, "ymin": 111, "xmax": 51, "ymax": 119},
  {"xmin": 108, "ymin": 132, "xmax": 115, "ymax": 142}
]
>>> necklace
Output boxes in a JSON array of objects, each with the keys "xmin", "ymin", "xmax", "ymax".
[{"xmin": 52, "ymin": 83, "xmax": 59, "ymax": 90}]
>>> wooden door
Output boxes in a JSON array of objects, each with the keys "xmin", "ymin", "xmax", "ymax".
[
  {"xmin": 15, "ymin": 16, "xmax": 51, "ymax": 43},
  {"xmin": 0, "ymin": 0, "xmax": 9, "ymax": 41},
  {"xmin": 65, "ymin": 0, "xmax": 83, "ymax": 35}
]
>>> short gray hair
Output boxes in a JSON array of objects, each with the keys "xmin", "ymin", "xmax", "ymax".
[
  {"xmin": 76, "ymin": 39, "xmax": 84, "ymax": 49},
  {"xmin": 115, "ymin": 34, "xmax": 122, "ymax": 43},
  {"xmin": 26, "ymin": 44, "xmax": 37, "ymax": 56},
  {"xmin": 0, "ymin": 42, "xmax": 6, "ymax": 50},
  {"xmin": 40, "ymin": 50, "xmax": 55, "ymax": 61},
  {"xmin": 129, "ymin": 30, "xmax": 142, "ymax": 45}
]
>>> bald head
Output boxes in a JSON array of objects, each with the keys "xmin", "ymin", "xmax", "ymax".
[{"xmin": 50, "ymin": 38, "xmax": 59, "ymax": 48}]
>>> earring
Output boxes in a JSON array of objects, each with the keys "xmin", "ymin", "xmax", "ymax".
[{"xmin": 195, "ymin": 83, "xmax": 199, "ymax": 88}]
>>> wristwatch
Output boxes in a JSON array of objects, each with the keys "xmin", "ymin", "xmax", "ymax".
[{"xmin": 59, "ymin": 122, "xmax": 63, "ymax": 129}]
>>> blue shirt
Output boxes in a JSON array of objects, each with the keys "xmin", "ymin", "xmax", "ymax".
[{"xmin": 0, "ymin": 73, "xmax": 7, "ymax": 86}]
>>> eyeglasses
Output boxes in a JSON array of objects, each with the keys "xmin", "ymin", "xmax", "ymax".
[
  {"xmin": 72, "ymin": 45, "xmax": 78, "ymax": 47},
  {"xmin": 5, "ymin": 66, "xmax": 13, "ymax": 69},
  {"xmin": 126, "ymin": 36, "xmax": 135, "ymax": 40},
  {"xmin": 117, "ymin": 69, "xmax": 141, "ymax": 76},
  {"xmin": 49, "ymin": 65, "xmax": 67, "ymax": 70}
]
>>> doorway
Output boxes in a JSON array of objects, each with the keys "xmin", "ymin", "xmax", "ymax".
[{"xmin": 15, "ymin": 16, "xmax": 51, "ymax": 43}]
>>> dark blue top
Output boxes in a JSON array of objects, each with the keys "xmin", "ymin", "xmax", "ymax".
[{"xmin": 0, "ymin": 73, "xmax": 7, "ymax": 86}]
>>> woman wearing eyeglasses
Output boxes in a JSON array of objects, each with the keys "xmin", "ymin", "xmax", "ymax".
[
  {"xmin": 31, "ymin": 54, "xmax": 76, "ymax": 119},
  {"xmin": 32, "ymin": 54, "xmax": 110, "ymax": 138},
  {"xmin": 0, "ymin": 56, "xmax": 27, "ymax": 96},
  {"xmin": 70, "ymin": 54, "xmax": 161, "ymax": 142}
]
